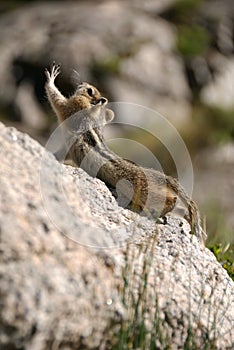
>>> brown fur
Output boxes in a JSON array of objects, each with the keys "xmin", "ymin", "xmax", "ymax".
[{"xmin": 45, "ymin": 62, "xmax": 206, "ymax": 244}]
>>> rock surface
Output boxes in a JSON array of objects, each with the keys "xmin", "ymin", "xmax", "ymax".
[
  {"xmin": 0, "ymin": 122, "xmax": 234, "ymax": 349},
  {"xmin": 0, "ymin": 123, "xmax": 123, "ymax": 349}
]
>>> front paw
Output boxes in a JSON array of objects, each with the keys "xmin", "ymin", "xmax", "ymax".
[{"xmin": 45, "ymin": 61, "xmax": 61, "ymax": 83}]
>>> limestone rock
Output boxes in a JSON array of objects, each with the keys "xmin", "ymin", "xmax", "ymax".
[
  {"xmin": 0, "ymin": 122, "xmax": 233, "ymax": 349},
  {"xmin": 0, "ymin": 123, "xmax": 123, "ymax": 350}
]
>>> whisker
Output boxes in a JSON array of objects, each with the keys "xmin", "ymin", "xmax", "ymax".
[{"xmin": 71, "ymin": 69, "xmax": 82, "ymax": 85}]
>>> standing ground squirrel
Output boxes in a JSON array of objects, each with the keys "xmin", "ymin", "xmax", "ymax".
[{"xmin": 45, "ymin": 62, "xmax": 206, "ymax": 244}]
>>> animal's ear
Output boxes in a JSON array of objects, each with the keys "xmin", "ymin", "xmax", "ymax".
[{"xmin": 105, "ymin": 108, "xmax": 114, "ymax": 124}]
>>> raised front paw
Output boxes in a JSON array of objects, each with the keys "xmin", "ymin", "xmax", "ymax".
[{"xmin": 45, "ymin": 61, "xmax": 61, "ymax": 83}]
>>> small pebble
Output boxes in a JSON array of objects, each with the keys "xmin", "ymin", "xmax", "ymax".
[
  {"xmin": 12, "ymin": 134, "xmax": 18, "ymax": 142},
  {"xmin": 106, "ymin": 298, "xmax": 112, "ymax": 306}
]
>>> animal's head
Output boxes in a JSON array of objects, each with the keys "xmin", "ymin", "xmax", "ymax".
[
  {"xmin": 66, "ymin": 87, "xmax": 114, "ymax": 135},
  {"xmin": 76, "ymin": 82, "xmax": 102, "ymax": 104},
  {"xmin": 77, "ymin": 82, "xmax": 114, "ymax": 124}
]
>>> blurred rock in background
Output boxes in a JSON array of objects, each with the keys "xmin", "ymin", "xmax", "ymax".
[{"xmin": 0, "ymin": 0, "xmax": 233, "ymax": 245}]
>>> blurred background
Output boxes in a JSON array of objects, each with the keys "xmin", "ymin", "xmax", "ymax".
[{"xmin": 0, "ymin": 0, "xmax": 233, "ymax": 259}]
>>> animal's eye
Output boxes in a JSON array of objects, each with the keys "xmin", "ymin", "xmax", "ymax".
[{"xmin": 87, "ymin": 88, "xmax": 94, "ymax": 97}]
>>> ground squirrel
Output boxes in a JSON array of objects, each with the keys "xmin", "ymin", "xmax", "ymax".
[{"xmin": 45, "ymin": 62, "xmax": 206, "ymax": 244}]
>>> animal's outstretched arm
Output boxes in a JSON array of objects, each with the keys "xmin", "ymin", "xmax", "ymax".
[{"xmin": 45, "ymin": 62, "xmax": 67, "ymax": 122}]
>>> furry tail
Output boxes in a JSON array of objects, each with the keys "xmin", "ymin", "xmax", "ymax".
[{"xmin": 166, "ymin": 176, "xmax": 207, "ymax": 245}]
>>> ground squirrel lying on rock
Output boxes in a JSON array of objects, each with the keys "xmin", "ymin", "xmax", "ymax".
[{"xmin": 45, "ymin": 62, "xmax": 206, "ymax": 244}]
